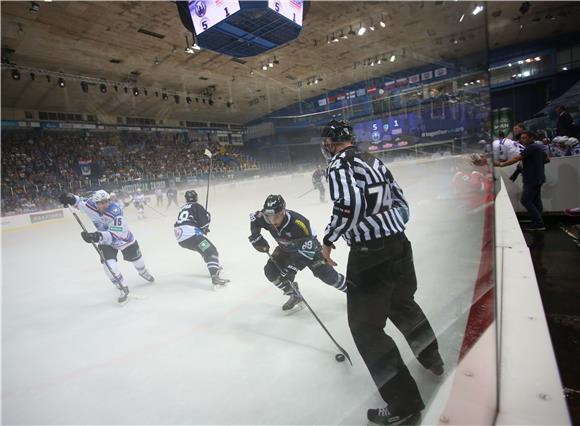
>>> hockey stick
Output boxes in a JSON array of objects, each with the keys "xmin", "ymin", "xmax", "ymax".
[
  {"xmin": 297, "ymin": 187, "xmax": 317, "ymax": 199},
  {"xmin": 145, "ymin": 203, "xmax": 166, "ymax": 217},
  {"xmin": 204, "ymin": 149, "xmax": 213, "ymax": 210},
  {"xmin": 266, "ymin": 251, "xmax": 353, "ymax": 365},
  {"xmin": 65, "ymin": 206, "xmax": 125, "ymax": 293}
]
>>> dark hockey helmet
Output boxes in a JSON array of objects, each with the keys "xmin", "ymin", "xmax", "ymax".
[
  {"xmin": 262, "ymin": 194, "xmax": 286, "ymax": 215},
  {"xmin": 185, "ymin": 190, "xmax": 198, "ymax": 203},
  {"xmin": 320, "ymin": 119, "xmax": 354, "ymax": 160}
]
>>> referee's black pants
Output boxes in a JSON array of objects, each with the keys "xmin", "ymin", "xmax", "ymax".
[{"xmin": 346, "ymin": 233, "xmax": 442, "ymax": 415}]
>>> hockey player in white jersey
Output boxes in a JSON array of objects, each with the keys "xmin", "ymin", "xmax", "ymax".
[
  {"xmin": 491, "ymin": 131, "xmax": 523, "ymax": 162},
  {"xmin": 133, "ymin": 188, "xmax": 146, "ymax": 220},
  {"xmin": 59, "ymin": 190, "xmax": 155, "ymax": 303}
]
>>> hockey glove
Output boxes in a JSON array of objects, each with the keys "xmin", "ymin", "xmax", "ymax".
[
  {"xmin": 59, "ymin": 193, "xmax": 76, "ymax": 207},
  {"xmin": 249, "ymin": 235, "xmax": 270, "ymax": 253},
  {"xmin": 81, "ymin": 231, "xmax": 102, "ymax": 243}
]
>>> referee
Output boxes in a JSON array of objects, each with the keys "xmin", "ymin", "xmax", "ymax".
[{"xmin": 320, "ymin": 120, "xmax": 443, "ymax": 426}]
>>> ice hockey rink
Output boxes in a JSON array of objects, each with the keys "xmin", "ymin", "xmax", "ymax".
[{"xmin": 2, "ymin": 157, "xmax": 486, "ymax": 425}]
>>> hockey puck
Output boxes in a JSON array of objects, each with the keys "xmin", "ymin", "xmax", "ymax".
[{"xmin": 335, "ymin": 353, "xmax": 346, "ymax": 362}]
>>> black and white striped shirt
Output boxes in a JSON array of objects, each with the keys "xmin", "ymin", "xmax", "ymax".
[{"xmin": 323, "ymin": 146, "xmax": 409, "ymax": 246}]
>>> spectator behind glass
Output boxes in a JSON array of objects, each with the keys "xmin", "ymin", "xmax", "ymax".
[
  {"xmin": 555, "ymin": 105, "xmax": 578, "ymax": 138},
  {"xmin": 512, "ymin": 122, "xmax": 526, "ymax": 142}
]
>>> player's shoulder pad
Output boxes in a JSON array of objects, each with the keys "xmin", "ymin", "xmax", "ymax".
[
  {"xmin": 249, "ymin": 210, "xmax": 263, "ymax": 221},
  {"xmin": 107, "ymin": 203, "xmax": 123, "ymax": 216},
  {"xmin": 288, "ymin": 210, "xmax": 311, "ymax": 235}
]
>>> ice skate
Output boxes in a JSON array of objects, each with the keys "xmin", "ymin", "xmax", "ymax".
[
  {"xmin": 211, "ymin": 268, "xmax": 230, "ymax": 289},
  {"xmin": 139, "ymin": 269, "xmax": 155, "ymax": 283},
  {"xmin": 117, "ymin": 286, "xmax": 130, "ymax": 304},
  {"xmin": 367, "ymin": 406, "xmax": 421, "ymax": 426}
]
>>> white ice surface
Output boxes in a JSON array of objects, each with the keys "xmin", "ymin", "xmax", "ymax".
[{"xmin": 2, "ymin": 158, "xmax": 485, "ymax": 425}]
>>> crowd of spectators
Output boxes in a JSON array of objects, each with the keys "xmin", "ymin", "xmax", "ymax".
[{"xmin": 1, "ymin": 129, "xmax": 258, "ymax": 216}]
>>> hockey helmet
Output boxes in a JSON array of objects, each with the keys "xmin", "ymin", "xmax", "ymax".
[
  {"xmin": 92, "ymin": 190, "xmax": 110, "ymax": 204},
  {"xmin": 263, "ymin": 194, "xmax": 286, "ymax": 215},
  {"xmin": 320, "ymin": 119, "xmax": 355, "ymax": 160},
  {"xmin": 185, "ymin": 190, "xmax": 198, "ymax": 203}
]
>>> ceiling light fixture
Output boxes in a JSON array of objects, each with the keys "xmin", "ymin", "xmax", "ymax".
[
  {"xmin": 100, "ymin": 83, "xmax": 107, "ymax": 93},
  {"xmin": 534, "ymin": 56, "xmax": 541, "ymax": 61},
  {"xmin": 390, "ymin": 54, "xmax": 396, "ymax": 62},
  {"xmin": 340, "ymin": 30, "xmax": 348, "ymax": 39},
  {"xmin": 331, "ymin": 33, "xmax": 339, "ymax": 43},
  {"xmin": 379, "ymin": 16, "xmax": 386, "ymax": 28},
  {"xmin": 162, "ymin": 93, "xmax": 168, "ymax": 100},
  {"xmin": 133, "ymin": 87, "xmax": 139, "ymax": 96},
  {"xmin": 369, "ymin": 24, "xmax": 375, "ymax": 31},
  {"xmin": 58, "ymin": 78, "xmax": 66, "ymax": 88},
  {"xmin": 472, "ymin": 4, "xmax": 484, "ymax": 15},
  {"xmin": 357, "ymin": 23, "xmax": 366, "ymax": 36},
  {"xmin": 459, "ymin": 13, "xmax": 465, "ymax": 22},
  {"xmin": 262, "ymin": 64, "xmax": 268, "ymax": 71},
  {"xmin": 11, "ymin": 69, "xmax": 20, "ymax": 80},
  {"xmin": 29, "ymin": 2, "xmax": 39, "ymax": 13},
  {"xmin": 186, "ymin": 97, "xmax": 192, "ymax": 104}
]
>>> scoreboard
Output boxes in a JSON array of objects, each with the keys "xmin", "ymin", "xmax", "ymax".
[
  {"xmin": 189, "ymin": 0, "xmax": 241, "ymax": 34},
  {"xmin": 268, "ymin": 0, "xmax": 303, "ymax": 26},
  {"xmin": 179, "ymin": 0, "xmax": 306, "ymax": 56}
]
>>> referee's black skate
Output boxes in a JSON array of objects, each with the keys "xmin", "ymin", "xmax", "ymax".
[
  {"xmin": 367, "ymin": 406, "xmax": 421, "ymax": 426},
  {"xmin": 118, "ymin": 286, "xmax": 130, "ymax": 304}
]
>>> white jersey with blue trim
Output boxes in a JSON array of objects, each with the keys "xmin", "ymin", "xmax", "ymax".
[
  {"xmin": 73, "ymin": 196, "xmax": 135, "ymax": 249},
  {"xmin": 492, "ymin": 137, "xmax": 523, "ymax": 162}
]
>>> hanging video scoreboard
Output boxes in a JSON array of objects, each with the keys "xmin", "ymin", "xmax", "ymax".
[
  {"xmin": 188, "ymin": 0, "xmax": 241, "ymax": 34},
  {"xmin": 267, "ymin": 0, "xmax": 304, "ymax": 26},
  {"xmin": 188, "ymin": 0, "xmax": 303, "ymax": 35},
  {"xmin": 180, "ymin": 0, "xmax": 304, "ymax": 57}
]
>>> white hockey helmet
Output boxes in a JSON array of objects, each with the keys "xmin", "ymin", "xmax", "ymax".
[
  {"xmin": 92, "ymin": 190, "xmax": 110, "ymax": 203},
  {"xmin": 565, "ymin": 137, "xmax": 579, "ymax": 147},
  {"xmin": 553, "ymin": 136, "xmax": 568, "ymax": 145}
]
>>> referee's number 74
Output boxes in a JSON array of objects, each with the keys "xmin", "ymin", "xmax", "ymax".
[{"xmin": 367, "ymin": 184, "xmax": 393, "ymax": 215}]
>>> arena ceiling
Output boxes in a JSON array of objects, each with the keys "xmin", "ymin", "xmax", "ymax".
[{"xmin": 1, "ymin": 1, "xmax": 579, "ymax": 124}]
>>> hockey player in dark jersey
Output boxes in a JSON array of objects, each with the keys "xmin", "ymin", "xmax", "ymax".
[
  {"xmin": 249, "ymin": 194, "xmax": 346, "ymax": 311},
  {"xmin": 312, "ymin": 165, "xmax": 326, "ymax": 202},
  {"xmin": 174, "ymin": 190, "xmax": 229, "ymax": 288},
  {"xmin": 166, "ymin": 187, "xmax": 179, "ymax": 208}
]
